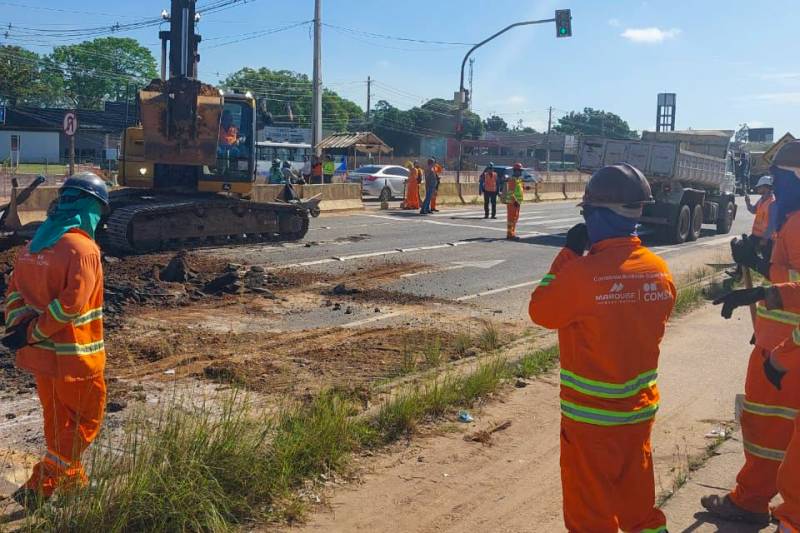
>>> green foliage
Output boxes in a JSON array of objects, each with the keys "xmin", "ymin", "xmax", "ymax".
[
  {"xmin": 221, "ymin": 67, "xmax": 364, "ymax": 132},
  {"xmin": 0, "ymin": 45, "xmax": 62, "ymax": 106},
  {"xmin": 553, "ymin": 107, "xmax": 638, "ymax": 139},
  {"xmin": 514, "ymin": 346, "xmax": 560, "ymax": 378},
  {"xmin": 47, "ymin": 37, "xmax": 157, "ymax": 109},
  {"xmin": 484, "ymin": 114, "xmax": 509, "ymax": 132}
]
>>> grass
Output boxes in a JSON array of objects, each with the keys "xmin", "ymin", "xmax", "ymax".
[
  {"xmin": 453, "ymin": 332, "xmax": 473, "ymax": 358},
  {"xmin": 27, "ymin": 346, "xmax": 561, "ymax": 531},
  {"xmin": 656, "ymin": 430, "xmax": 731, "ymax": 507},
  {"xmin": 2, "ymin": 163, "xmax": 68, "ymax": 176},
  {"xmin": 422, "ymin": 336, "xmax": 443, "ymax": 367},
  {"xmin": 672, "ymin": 266, "xmax": 735, "ymax": 317},
  {"xmin": 513, "ymin": 346, "xmax": 561, "ymax": 378},
  {"xmin": 477, "ymin": 321, "xmax": 500, "ymax": 352}
]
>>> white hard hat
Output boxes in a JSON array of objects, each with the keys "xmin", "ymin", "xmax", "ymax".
[{"xmin": 755, "ymin": 175, "xmax": 773, "ymax": 188}]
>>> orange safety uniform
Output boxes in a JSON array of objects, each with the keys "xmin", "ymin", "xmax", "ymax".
[
  {"xmin": 404, "ymin": 166, "xmax": 421, "ymax": 210},
  {"xmin": 761, "ymin": 280, "xmax": 800, "ymax": 532},
  {"xmin": 529, "ymin": 237, "xmax": 676, "ymax": 533},
  {"xmin": 218, "ymin": 125, "xmax": 238, "ymax": 146},
  {"xmin": 752, "ymin": 194, "xmax": 776, "ymax": 238},
  {"xmin": 506, "ymin": 177, "xmax": 524, "ymax": 238},
  {"xmin": 727, "ymin": 210, "xmax": 800, "ymax": 515},
  {"xmin": 5, "ymin": 229, "xmax": 106, "ymax": 496}
]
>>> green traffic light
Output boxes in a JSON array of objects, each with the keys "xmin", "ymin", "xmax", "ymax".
[{"xmin": 560, "ymin": 27, "xmax": 566, "ymax": 34}]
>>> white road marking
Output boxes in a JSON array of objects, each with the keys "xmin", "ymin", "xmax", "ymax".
[
  {"xmin": 400, "ymin": 259, "xmax": 506, "ymax": 278},
  {"xmin": 365, "ymin": 213, "xmax": 547, "ymax": 236},
  {"xmin": 701, "ymin": 236, "xmax": 736, "ymax": 247},
  {"xmin": 456, "ymin": 279, "xmax": 542, "ymax": 302},
  {"xmin": 341, "ymin": 310, "xmax": 410, "ymax": 328}
]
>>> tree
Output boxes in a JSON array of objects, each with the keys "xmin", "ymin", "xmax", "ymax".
[
  {"xmin": 47, "ymin": 37, "xmax": 157, "ymax": 109},
  {"xmin": 221, "ymin": 67, "xmax": 363, "ymax": 132},
  {"xmin": 0, "ymin": 45, "xmax": 62, "ymax": 106},
  {"xmin": 484, "ymin": 115, "xmax": 508, "ymax": 132},
  {"xmin": 553, "ymin": 107, "xmax": 638, "ymax": 139},
  {"xmin": 371, "ymin": 100, "xmax": 417, "ymax": 154}
]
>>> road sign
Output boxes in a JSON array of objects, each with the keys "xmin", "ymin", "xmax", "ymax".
[{"xmin": 63, "ymin": 111, "xmax": 78, "ymax": 136}]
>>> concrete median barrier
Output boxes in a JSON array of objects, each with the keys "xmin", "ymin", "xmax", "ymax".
[
  {"xmin": 535, "ymin": 182, "xmax": 566, "ymax": 202},
  {"xmin": 5, "ymin": 185, "xmax": 59, "ymax": 230},
  {"xmin": 434, "ymin": 182, "xmax": 479, "ymax": 205},
  {"xmin": 563, "ymin": 182, "xmax": 586, "ymax": 200},
  {"xmin": 251, "ymin": 183, "xmax": 363, "ymax": 212}
]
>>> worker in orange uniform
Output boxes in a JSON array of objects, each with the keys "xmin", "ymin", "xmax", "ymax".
[
  {"xmin": 704, "ymin": 141, "xmax": 800, "ymax": 527},
  {"xmin": 3, "ymin": 173, "xmax": 109, "ymax": 510},
  {"xmin": 529, "ymin": 163, "xmax": 676, "ymax": 533},
  {"xmin": 403, "ymin": 161, "xmax": 421, "ymax": 210},
  {"xmin": 431, "ymin": 160, "xmax": 443, "ymax": 212},
  {"xmin": 746, "ymin": 175, "xmax": 776, "ymax": 249},
  {"xmin": 479, "ymin": 163, "xmax": 498, "ymax": 219},
  {"xmin": 505, "ymin": 163, "xmax": 524, "ymax": 240},
  {"xmin": 218, "ymin": 110, "xmax": 239, "ymax": 147},
  {"xmin": 311, "ymin": 156, "xmax": 323, "ymax": 185}
]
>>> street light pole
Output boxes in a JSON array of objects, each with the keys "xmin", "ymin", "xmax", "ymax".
[
  {"xmin": 455, "ymin": 17, "xmax": 556, "ymax": 202},
  {"xmin": 312, "ymin": 0, "xmax": 323, "ymax": 157}
]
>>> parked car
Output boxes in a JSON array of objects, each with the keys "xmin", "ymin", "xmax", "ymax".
[
  {"xmin": 347, "ymin": 164, "xmax": 410, "ymax": 199},
  {"xmin": 492, "ymin": 165, "xmax": 541, "ymax": 192}
]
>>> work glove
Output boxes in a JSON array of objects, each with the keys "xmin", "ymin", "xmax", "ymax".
[
  {"xmin": 731, "ymin": 235, "xmax": 770, "ymax": 278},
  {"xmin": 713, "ymin": 287, "xmax": 766, "ymax": 319},
  {"xmin": 1, "ymin": 316, "xmax": 35, "ymax": 351},
  {"xmin": 565, "ymin": 223, "xmax": 589, "ymax": 256},
  {"xmin": 763, "ymin": 355, "xmax": 787, "ymax": 390}
]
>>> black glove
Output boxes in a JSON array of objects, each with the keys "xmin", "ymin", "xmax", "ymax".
[
  {"xmin": 713, "ymin": 287, "xmax": 766, "ymax": 319},
  {"xmin": 1, "ymin": 317, "xmax": 34, "ymax": 351},
  {"xmin": 763, "ymin": 356, "xmax": 787, "ymax": 390},
  {"xmin": 565, "ymin": 223, "xmax": 589, "ymax": 256},
  {"xmin": 731, "ymin": 235, "xmax": 770, "ymax": 278}
]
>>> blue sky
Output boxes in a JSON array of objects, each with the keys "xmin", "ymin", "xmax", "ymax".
[{"xmin": 2, "ymin": 0, "xmax": 798, "ymax": 136}]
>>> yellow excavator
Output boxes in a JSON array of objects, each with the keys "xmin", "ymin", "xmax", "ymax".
[{"xmin": 107, "ymin": 0, "xmax": 319, "ymax": 253}]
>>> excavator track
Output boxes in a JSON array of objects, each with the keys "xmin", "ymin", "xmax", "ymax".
[{"xmin": 100, "ymin": 195, "xmax": 310, "ymax": 254}]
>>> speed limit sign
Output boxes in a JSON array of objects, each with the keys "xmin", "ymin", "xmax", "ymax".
[{"xmin": 63, "ymin": 111, "xmax": 78, "ymax": 137}]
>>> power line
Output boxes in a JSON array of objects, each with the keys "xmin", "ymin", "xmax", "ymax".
[{"xmin": 321, "ymin": 23, "xmax": 474, "ymax": 46}]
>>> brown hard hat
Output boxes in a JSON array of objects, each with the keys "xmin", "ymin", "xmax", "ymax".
[
  {"xmin": 773, "ymin": 140, "xmax": 800, "ymax": 169},
  {"xmin": 581, "ymin": 163, "xmax": 653, "ymax": 209}
]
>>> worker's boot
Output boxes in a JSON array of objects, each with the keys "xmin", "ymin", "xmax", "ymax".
[
  {"xmin": 700, "ymin": 494, "xmax": 771, "ymax": 526},
  {"xmin": 11, "ymin": 487, "xmax": 48, "ymax": 512}
]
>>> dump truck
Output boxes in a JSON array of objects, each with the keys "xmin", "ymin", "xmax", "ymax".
[
  {"xmin": 107, "ymin": 0, "xmax": 319, "ymax": 253},
  {"xmin": 578, "ymin": 130, "xmax": 737, "ymax": 244}
]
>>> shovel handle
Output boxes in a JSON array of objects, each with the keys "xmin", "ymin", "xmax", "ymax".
[{"xmin": 743, "ymin": 268, "xmax": 757, "ymax": 328}]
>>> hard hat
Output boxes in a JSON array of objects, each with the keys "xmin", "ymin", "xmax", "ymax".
[
  {"xmin": 580, "ymin": 163, "xmax": 653, "ymax": 218},
  {"xmin": 61, "ymin": 172, "xmax": 110, "ymax": 212},
  {"xmin": 273, "ymin": 158, "xmax": 281, "ymax": 165},
  {"xmin": 773, "ymin": 140, "xmax": 800, "ymax": 171},
  {"xmin": 755, "ymin": 175, "xmax": 773, "ymax": 189},
  {"xmin": 513, "ymin": 162, "xmax": 523, "ymax": 170}
]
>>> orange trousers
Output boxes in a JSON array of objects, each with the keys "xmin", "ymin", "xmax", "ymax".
[
  {"xmin": 775, "ymin": 418, "xmax": 800, "ymax": 532},
  {"xmin": 404, "ymin": 180, "xmax": 420, "ymax": 210},
  {"xmin": 507, "ymin": 201, "xmax": 520, "ymax": 238},
  {"xmin": 730, "ymin": 348, "xmax": 800, "ymax": 514},
  {"xmin": 24, "ymin": 374, "xmax": 106, "ymax": 497},
  {"xmin": 560, "ymin": 417, "xmax": 666, "ymax": 533}
]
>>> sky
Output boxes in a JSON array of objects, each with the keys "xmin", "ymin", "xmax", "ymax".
[{"xmin": 2, "ymin": 0, "xmax": 799, "ymax": 137}]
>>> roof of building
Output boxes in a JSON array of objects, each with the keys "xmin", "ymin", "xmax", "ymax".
[
  {"xmin": 317, "ymin": 132, "xmax": 393, "ymax": 154},
  {"xmin": 0, "ymin": 102, "xmax": 139, "ymax": 133}
]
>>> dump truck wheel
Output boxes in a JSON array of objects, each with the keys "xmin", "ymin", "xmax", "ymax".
[
  {"xmin": 688, "ymin": 204, "xmax": 703, "ymax": 241},
  {"xmin": 670, "ymin": 204, "xmax": 691, "ymax": 244},
  {"xmin": 716, "ymin": 200, "xmax": 734, "ymax": 234}
]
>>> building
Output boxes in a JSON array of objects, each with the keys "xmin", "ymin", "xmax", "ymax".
[
  {"xmin": 748, "ymin": 128, "xmax": 774, "ymax": 143},
  {"xmin": 0, "ymin": 102, "xmax": 139, "ymax": 164}
]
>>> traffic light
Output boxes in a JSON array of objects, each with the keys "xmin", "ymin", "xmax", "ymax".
[{"xmin": 555, "ymin": 9, "xmax": 572, "ymax": 38}]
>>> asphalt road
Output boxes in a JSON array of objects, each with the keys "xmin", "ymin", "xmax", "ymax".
[{"xmin": 201, "ymin": 197, "xmax": 754, "ymax": 326}]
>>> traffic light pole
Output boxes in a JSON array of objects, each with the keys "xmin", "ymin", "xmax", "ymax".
[{"xmin": 454, "ymin": 18, "xmax": 556, "ymax": 202}]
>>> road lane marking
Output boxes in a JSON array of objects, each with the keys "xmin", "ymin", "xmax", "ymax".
[
  {"xmin": 365, "ymin": 213, "xmax": 547, "ymax": 236},
  {"xmin": 341, "ymin": 310, "xmax": 410, "ymax": 328},
  {"xmin": 456, "ymin": 279, "xmax": 542, "ymax": 301}
]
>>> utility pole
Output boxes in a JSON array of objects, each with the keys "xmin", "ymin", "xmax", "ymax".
[
  {"xmin": 468, "ymin": 58, "xmax": 474, "ymax": 110},
  {"xmin": 366, "ymin": 76, "xmax": 371, "ymax": 121},
  {"xmin": 312, "ymin": 0, "xmax": 323, "ymax": 156},
  {"xmin": 546, "ymin": 106, "xmax": 552, "ymax": 178}
]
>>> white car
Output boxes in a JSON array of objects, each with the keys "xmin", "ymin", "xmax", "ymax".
[{"xmin": 347, "ymin": 165, "xmax": 410, "ymax": 199}]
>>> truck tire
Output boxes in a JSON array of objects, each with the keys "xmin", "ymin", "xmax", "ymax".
[
  {"xmin": 688, "ymin": 204, "xmax": 703, "ymax": 241},
  {"xmin": 716, "ymin": 200, "xmax": 735, "ymax": 234},
  {"xmin": 668, "ymin": 204, "xmax": 691, "ymax": 244}
]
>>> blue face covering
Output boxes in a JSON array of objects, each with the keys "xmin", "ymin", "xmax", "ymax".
[
  {"xmin": 584, "ymin": 206, "xmax": 639, "ymax": 245},
  {"xmin": 771, "ymin": 165, "xmax": 800, "ymax": 231},
  {"xmin": 29, "ymin": 190, "xmax": 103, "ymax": 252}
]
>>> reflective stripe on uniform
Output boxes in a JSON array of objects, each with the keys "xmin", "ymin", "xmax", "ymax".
[
  {"xmin": 757, "ymin": 304, "xmax": 800, "ymax": 326},
  {"xmin": 48, "ymin": 299, "xmax": 80, "ymax": 323},
  {"xmin": 5, "ymin": 305, "xmax": 34, "ymax": 327},
  {"xmin": 45, "ymin": 450, "xmax": 70, "ymax": 470},
  {"xmin": 640, "ymin": 527, "xmax": 668, "ymax": 533},
  {"xmin": 539, "ymin": 274, "xmax": 555, "ymax": 287},
  {"xmin": 743, "ymin": 439, "xmax": 785, "ymax": 461},
  {"xmin": 72, "ymin": 308, "xmax": 103, "ymax": 327},
  {"xmin": 742, "ymin": 399, "xmax": 799, "ymax": 421},
  {"xmin": 5, "ymin": 291, "xmax": 23, "ymax": 307},
  {"xmin": 560, "ymin": 399, "xmax": 659, "ymax": 426},
  {"xmin": 794, "ymin": 328, "xmax": 800, "ymax": 346},
  {"xmin": 560, "ymin": 369, "xmax": 657, "ymax": 399},
  {"xmin": 791, "ymin": 270, "xmax": 800, "ymax": 282},
  {"xmin": 31, "ymin": 323, "xmax": 47, "ymax": 343},
  {"xmin": 37, "ymin": 339, "xmax": 104, "ymax": 356}
]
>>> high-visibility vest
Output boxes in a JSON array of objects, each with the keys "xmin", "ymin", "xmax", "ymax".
[
  {"xmin": 752, "ymin": 194, "xmax": 775, "ymax": 238},
  {"xmin": 6, "ymin": 229, "xmax": 105, "ymax": 379},
  {"xmin": 483, "ymin": 171, "xmax": 498, "ymax": 192},
  {"xmin": 529, "ymin": 237, "xmax": 676, "ymax": 426},
  {"xmin": 323, "ymin": 161, "xmax": 335, "ymax": 175}
]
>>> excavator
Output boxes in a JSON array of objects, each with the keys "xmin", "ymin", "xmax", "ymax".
[{"xmin": 106, "ymin": 0, "xmax": 319, "ymax": 253}]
